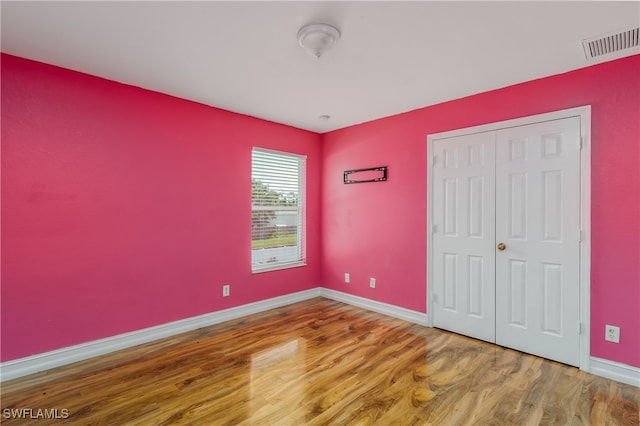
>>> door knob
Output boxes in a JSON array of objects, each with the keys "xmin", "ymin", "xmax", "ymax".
[{"xmin": 497, "ymin": 243, "xmax": 506, "ymax": 251}]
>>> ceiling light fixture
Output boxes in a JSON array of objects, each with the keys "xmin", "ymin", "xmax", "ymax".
[{"xmin": 297, "ymin": 23, "xmax": 341, "ymax": 59}]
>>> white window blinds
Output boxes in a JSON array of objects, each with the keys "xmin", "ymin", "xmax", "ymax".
[{"xmin": 251, "ymin": 148, "xmax": 306, "ymax": 272}]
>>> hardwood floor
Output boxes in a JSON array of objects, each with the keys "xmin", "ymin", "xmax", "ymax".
[{"xmin": 1, "ymin": 298, "xmax": 638, "ymax": 425}]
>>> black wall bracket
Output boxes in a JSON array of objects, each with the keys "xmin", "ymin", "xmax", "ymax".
[{"xmin": 343, "ymin": 166, "xmax": 388, "ymax": 184}]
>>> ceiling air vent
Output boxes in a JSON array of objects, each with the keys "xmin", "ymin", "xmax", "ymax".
[{"xmin": 582, "ymin": 28, "xmax": 639, "ymax": 60}]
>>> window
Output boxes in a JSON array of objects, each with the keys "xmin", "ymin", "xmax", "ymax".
[{"xmin": 251, "ymin": 148, "xmax": 306, "ymax": 272}]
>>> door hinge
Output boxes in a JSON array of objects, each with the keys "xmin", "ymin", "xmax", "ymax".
[
  {"xmin": 432, "ymin": 155, "xmax": 438, "ymax": 166},
  {"xmin": 579, "ymin": 229, "xmax": 584, "ymax": 242},
  {"xmin": 579, "ymin": 137, "xmax": 583, "ymax": 150},
  {"xmin": 577, "ymin": 321, "xmax": 582, "ymax": 335},
  {"xmin": 432, "ymin": 293, "xmax": 438, "ymax": 304},
  {"xmin": 432, "ymin": 224, "xmax": 438, "ymax": 234}
]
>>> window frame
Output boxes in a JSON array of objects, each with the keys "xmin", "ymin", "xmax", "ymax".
[{"xmin": 251, "ymin": 147, "xmax": 307, "ymax": 273}]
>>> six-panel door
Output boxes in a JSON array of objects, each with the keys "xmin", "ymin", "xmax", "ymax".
[
  {"xmin": 495, "ymin": 118, "xmax": 581, "ymax": 366},
  {"xmin": 432, "ymin": 131, "xmax": 496, "ymax": 343}
]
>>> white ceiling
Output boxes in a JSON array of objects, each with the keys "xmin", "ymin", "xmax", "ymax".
[{"xmin": 2, "ymin": 1, "xmax": 639, "ymax": 133}]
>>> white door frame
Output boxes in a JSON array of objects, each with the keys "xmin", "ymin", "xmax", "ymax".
[{"xmin": 426, "ymin": 105, "xmax": 591, "ymax": 372}]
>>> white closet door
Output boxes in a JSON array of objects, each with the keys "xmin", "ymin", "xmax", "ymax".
[
  {"xmin": 494, "ymin": 117, "xmax": 581, "ymax": 366},
  {"xmin": 432, "ymin": 132, "xmax": 496, "ymax": 342}
]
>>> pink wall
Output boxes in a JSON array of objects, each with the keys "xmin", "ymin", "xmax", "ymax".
[
  {"xmin": 2, "ymin": 53, "xmax": 638, "ymax": 369},
  {"xmin": 321, "ymin": 55, "xmax": 640, "ymax": 368},
  {"xmin": 1, "ymin": 54, "xmax": 323, "ymax": 362}
]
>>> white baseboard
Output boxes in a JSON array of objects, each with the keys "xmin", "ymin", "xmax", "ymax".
[
  {"xmin": 0, "ymin": 288, "xmax": 321, "ymax": 382},
  {"xmin": 319, "ymin": 288, "xmax": 429, "ymax": 326},
  {"xmin": 589, "ymin": 356, "xmax": 640, "ymax": 387},
  {"xmin": 4, "ymin": 288, "xmax": 638, "ymax": 389}
]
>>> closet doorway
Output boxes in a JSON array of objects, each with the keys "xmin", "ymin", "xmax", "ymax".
[{"xmin": 427, "ymin": 107, "xmax": 591, "ymax": 368}]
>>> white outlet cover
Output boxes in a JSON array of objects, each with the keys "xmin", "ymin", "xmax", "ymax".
[{"xmin": 605, "ymin": 325, "xmax": 620, "ymax": 343}]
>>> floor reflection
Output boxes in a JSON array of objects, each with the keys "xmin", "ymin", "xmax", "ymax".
[{"xmin": 250, "ymin": 338, "xmax": 306, "ymax": 423}]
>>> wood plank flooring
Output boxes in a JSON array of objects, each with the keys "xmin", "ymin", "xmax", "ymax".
[{"xmin": 1, "ymin": 298, "xmax": 638, "ymax": 425}]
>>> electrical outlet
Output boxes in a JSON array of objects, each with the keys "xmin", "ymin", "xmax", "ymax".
[
  {"xmin": 222, "ymin": 284, "xmax": 230, "ymax": 297},
  {"xmin": 605, "ymin": 325, "xmax": 620, "ymax": 343},
  {"xmin": 369, "ymin": 277, "xmax": 376, "ymax": 288},
  {"xmin": 344, "ymin": 273, "xmax": 350, "ymax": 283}
]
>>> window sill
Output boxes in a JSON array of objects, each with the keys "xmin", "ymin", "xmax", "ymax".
[{"xmin": 252, "ymin": 261, "xmax": 307, "ymax": 274}]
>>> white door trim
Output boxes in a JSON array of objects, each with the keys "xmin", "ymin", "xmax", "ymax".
[{"xmin": 427, "ymin": 105, "xmax": 591, "ymax": 372}]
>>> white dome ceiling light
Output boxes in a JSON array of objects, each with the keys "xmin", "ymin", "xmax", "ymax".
[{"xmin": 297, "ymin": 23, "xmax": 341, "ymax": 59}]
